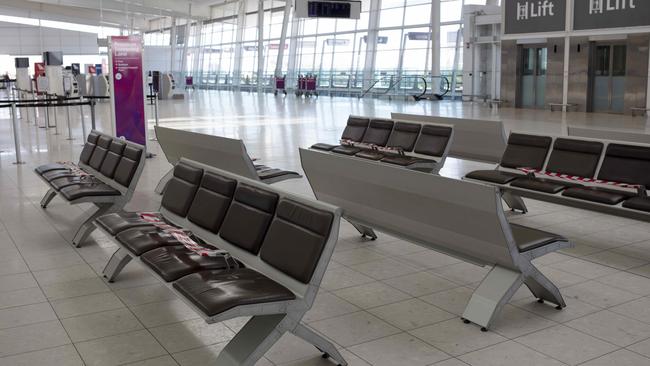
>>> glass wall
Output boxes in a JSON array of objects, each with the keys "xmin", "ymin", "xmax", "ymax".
[{"xmin": 176, "ymin": 0, "xmax": 481, "ymax": 95}]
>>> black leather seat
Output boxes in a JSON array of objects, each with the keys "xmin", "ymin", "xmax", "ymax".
[
  {"xmin": 59, "ymin": 183, "xmax": 120, "ymax": 201},
  {"xmin": 96, "ymin": 212, "xmax": 159, "ymax": 236},
  {"xmin": 173, "ymin": 268, "xmax": 296, "ymax": 317},
  {"xmin": 511, "ymin": 177, "xmax": 582, "ymax": 194},
  {"xmin": 562, "ymin": 186, "xmax": 635, "ymax": 205},
  {"xmin": 50, "ymin": 176, "xmax": 102, "ymax": 190},
  {"xmin": 311, "ymin": 143, "xmax": 337, "ymax": 151},
  {"xmin": 511, "ymin": 224, "xmax": 566, "ymax": 253},
  {"xmin": 355, "ymin": 150, "xmax": 384, "ymax": 160},
  {"xmin": 116, "ymin": 227, "xmax": 182, "ymax": 255},
  {"xmin": 35, "ymin": 163, "xmax": 69, "ymax": 175},
  {"xmin": 623, "ymin": 197, "xmax": 650, "ymax": 212},
  {"xmin": 466, "ymin": 170, "xmax": 524, "ymax": 184},
  {"xmin": 258, "ymin": 169, "xmax": 299, "ymax": 181},
  {"xmin": 413, "ymin": 125, "xmax": 453, "ymax": 157},
  {"xmin": 385, "ymin": 122, "xmax": 421, "ymax": 152},
  {"xmin": 141, "ymin": 245, "xmax": 232, "ymax": 282},
  {"xmin": 466, "ymin": 133, "xmax": 552, "ymax": 184},
  {"xmin": 341, "ymin": 117, "xmax": 370, "ymax": 142},
  {"xmin": 41, "ymin": 169, "xmax": 82, "ymax": 182},
  {"xmin": 360, "ymin": 119, "xmax": 394, "ymax": 146},
  {"xmin": 331, "ymin": 145, "xmax": 361, "ymax": 155}
]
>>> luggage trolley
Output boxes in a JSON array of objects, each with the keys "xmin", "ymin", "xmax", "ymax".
[
  {"xmin": 295, "ymin": 74, "xmax": 318, "ymax": 98},
  {"xmin": 274, "ymin": 75, "xmax": 287, "ymax": 96}
]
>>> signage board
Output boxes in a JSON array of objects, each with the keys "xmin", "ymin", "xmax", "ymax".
[
  {"xmin": 95, "ymin": 64, "xmax": 103, "ymax": 75},
  {"xmin": 503, "ymin": 0, "xmax": 566, "ymax": 34},
  {"xmin": 574, "ymin": 0, "xmax": 650, "ymax": 30},
  {"xmin": 34, "ymin": 62, "xmax": 45, "ymax": 77},
  {"xmin": 408, "ymin": 32, "xmax": 432, "ymax": 41},
  {"xmin": 109, "ymin": 35, "xmax": 146, "ymax": 146}
]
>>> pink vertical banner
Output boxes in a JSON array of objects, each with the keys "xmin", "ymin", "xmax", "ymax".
[{"xmin": 109, "ymin": 35, "xmax": 146, "ymax": 146}]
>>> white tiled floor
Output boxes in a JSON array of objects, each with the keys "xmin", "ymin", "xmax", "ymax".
[{"xmin": 1, "ymin": 90, "xmax": 650, "ymax": 365}]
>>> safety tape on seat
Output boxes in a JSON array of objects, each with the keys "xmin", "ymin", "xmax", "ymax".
[
  {"xmin": 138, "ymin": 212, "xmax": 236, "ymax": 266},
  {"xmin": 517, "ymin": 168, "xmax": 643, "ymax": 190},
  {"xmin": 340, "ymin": 139, "xmax": 404, "ymax": 155},
  {"xmin": 56, "ymin": 161, "xmax": 91, "ymax": 177}
]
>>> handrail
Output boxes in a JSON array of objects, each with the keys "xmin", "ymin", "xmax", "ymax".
[{"xmin": 359, "ymin": 75, "xmax": 432, "ymax": 100}]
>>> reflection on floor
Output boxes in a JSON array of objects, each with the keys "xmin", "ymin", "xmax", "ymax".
[{"xmin": 0, "ymin": 90, "xmax": 650, "ymax": 365}]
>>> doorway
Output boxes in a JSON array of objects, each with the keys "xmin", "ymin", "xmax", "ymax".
[
  {"xmin": 590, "ymin": 44, "xmax": 626, "ymax": 113},
  {"xmin": 519, "ymin": 46, "xmax": 547, "ymax": 108}
]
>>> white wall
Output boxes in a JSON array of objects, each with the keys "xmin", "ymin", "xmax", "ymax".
[{"xmin": 0, "ymin": 21, "xmax": 98, "ymax": 55}]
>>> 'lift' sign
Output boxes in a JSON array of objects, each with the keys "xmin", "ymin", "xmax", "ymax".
[
  {"xmin": 574, "ymin": 0, "xmax": 650, "ymax": 30},
  {"xmin": 504, "ymin": 0, "xmax": 566, "ymax": 34}
]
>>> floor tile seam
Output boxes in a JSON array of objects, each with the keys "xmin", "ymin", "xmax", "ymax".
[
  {"xmin": 343, "ymin": 337, "xmax": 455, "ymax": 366},
  {"xmin": 509, "ymin": 337, "xmax": 600, "ymax": 366},
  {"xmin": 512, "ymin": 323, "xmax": 623, "ymax": 356}
]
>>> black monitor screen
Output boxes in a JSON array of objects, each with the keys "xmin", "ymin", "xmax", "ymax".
[{"xmin": 308, "ymin": 1, "xmax": 351, "ymax": 18}]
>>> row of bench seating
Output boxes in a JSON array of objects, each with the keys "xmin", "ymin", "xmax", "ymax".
[
  {"xmin": 34, "ymin": 131, "xmax": 146, "ymax": 247},
  {"xmin": 466, "ymin": 133, "xmax": 650, "ymax": 214},
  {"xmin": 95, "ymin": 159, "xmax": 347, "ymax": 366},
  {"xmin": 311, "ymin": 116, "xmax": 453, "ymax": 172},
  {"xmin": 299, "ymin": 147, "xmax": 572, "ymax": 331},
  {"xmin": 154, "ymin": 125, "xmax": 301, "ymax": 194}
]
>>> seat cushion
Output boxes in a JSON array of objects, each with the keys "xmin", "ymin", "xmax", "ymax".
[
  {"xmin": 49, "ymin": 176, "xmax": 101, "ymax": 190},
  {"xmin": 331, "ymin": 146, "xmax": 361, "ymax": 156},
  {"xmin": 622, "ymin": 196, "xmax": 650, "ymax": 213},
  {"xmin": 59, "ymin": 183, "xmax": 120, "ymax": 201},
  {"xmin": 355, "ymin": 151, "xmax": 384, "ymax": 160},
  {"xmin": 116, "ymin": 227, "xmax": 182, "ymax": 255},
  {"xmin": 141, "ymin": 246, "xmax": 231, "ymax": 282},
  {"xmin": 35, "ymin": 163, "xmax": 69, "ymax": 175},
  {"xmin": 510, "ymin": 177, "xmax": 582, "ymax": 194},
  {"xmin": 465, "ymin": 170, "xmax": 524, "ymax": 184},
  {"xmin": 173, "ymin": 268, "xmax": 296, "ymax": 317},
  {"xmin": 511, "ymin": 224, "xmax": 566, "ymax": 253},
  {"xmin": 258, "ymin": 169, "xmax": 300, "ymax": 181},
  {"xmin": 562, "ymin": 186, "xmax": 635, "ymax": 205},
  {"xmin": 96, "ymin": 212, "xmax": 160, "ymax": 236},
  {"xmin": 311, "ymin": 143, "xmax": 337, "ymax": 151},
  {"xmin": 42, "ymin": 169, "xmax": 81, "ymax": 182}
]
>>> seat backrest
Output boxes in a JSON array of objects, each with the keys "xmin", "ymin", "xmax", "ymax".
[
  {"xmin": 88, "ymin": 135, "xmax": 112, "ymax": 170},
  {"xmin": 341, "ymin": 116, "xmax": 370, "ymax": 142},
  {"xmin": 99, "ymin": 140, "xmax": 126, "ymax": 178},
  {"xmin": 113, "ymin": 145, "xmax": 144, "ymax": 188},
  {"xmin": 361, "ymin": 119, "xmax": 394, "ymax": 146},
  {"xmin": 598, "ymin": 144, "xmax": 650, "ymax": 188},
  {"xmin": 79, "ymin": 132, "xmax": 100, "ymax": 165},
  {"xmin": 187, "ymin": 172, "xmax": 237, "ymax": 233},
  {"xmin": 413, "ymin": 125, "xmax": 453, "ymax": 157},
  {"xmin": 500, "ymin": 133, "xmax": 552, "ymax": 170},
  {"xmin": 300, "ymin": 148, "xmax": 517, "ymax": 269},
  {"xmin": 218, "ymin": 184, "xmax": 279, "ymax": 254},
  {"xmin": 386, "ymin": 122, "xmax": 421, "ymax": 151},
  {"xmin": 545, "ymin": 138, "xmax": 604, "ymax": 178},
  {"xmin": 155, "ymin": 126, "xmax": 259, "ymax": 180},
  {"xmin": 161, "ymin": 163, "xmax": 204, "ymax": 217},
  {"xmin": 260, "ymin": 199, "xmax": 334, "ymax": 284},
  {"xmin": 568, "ymin": 126, "xmax": 650, "ymax": 145},
  {"xmin": 391, "ymin": 113, "xmax": 507, "ymax": 163}
]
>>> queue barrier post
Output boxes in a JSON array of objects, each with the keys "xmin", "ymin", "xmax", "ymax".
[{"xmin": 11, "ymin": 103, "xmax": 25, "ymax": 165}]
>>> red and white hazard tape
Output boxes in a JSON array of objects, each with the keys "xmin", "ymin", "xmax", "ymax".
[
  {"xmin": 56, "ymin": 161, "xmax": 91, "ymax": 177},
  {"xmin": 138, "ymin": 212, "xmax": 235, "ymax": 265},
  {"xmin": 340, "ymin": 139, "xmax": 404, "ymax": 155},
  {"xmin": 517, "ymin": 168, "xmax": 643, "ymax": 190}
]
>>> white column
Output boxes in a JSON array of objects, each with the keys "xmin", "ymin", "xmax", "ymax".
[
  {"xmin": 646, "ymin": 38, "xmax": 650, "ymax": 109},
  {"xmin": 232, "ymin": 0, "xmax": 247, "ymax": 87},
  {"xmin": 169, "ymin": 17, "xmax": 177, "ymax": 73},
  {"xmin": 192, "ymin": 21, "xmax": 204, "ymax": 77},
  {"xmin": 362, "ymin": 0, "xmax": 382, "ymax": 90},
  {"xmin": 180, "ymin": 21, "xmax": 191, "ymax": 77},
  {"xmin": 275, "ymin": 0, "xmax": 292, "ymax": 78},
  {"xmin": 257, "ymin": 0, "xmax": 265, "ymax": 91}
]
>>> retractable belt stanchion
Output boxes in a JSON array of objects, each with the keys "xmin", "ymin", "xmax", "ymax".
[
  {"xmin": 43, "ymin": 96, "xmax": 50, "ymax": 131},
  {"xmin": 79, "ymin": 96, "xmax": 87, "ymax": 143},
  {"xmin": 65, "ymin": 93, "xmax": 74, "ymax": 140},
  {"xmin": 149, "ymin": 92, "xmax": 159, "ymax": 141},
  {"xmin": 10, "ymin": 103, "xmax": 25, "ymax": 165},
  {"xmin": 90, "ymin": 98, "xmax": 96, "ymax": 130},
  {"xmin": 32, "ymin": 88, "xmax": 38, "ymax": 126},
  {"xmin": 53, "ymin": 95, "xmax": 60, "ymax": 135}
]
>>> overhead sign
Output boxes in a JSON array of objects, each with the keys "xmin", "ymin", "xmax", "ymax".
[
  {"xmin": 109, "ymin": 35, "xmax": 146, "ymax": 146},
  {"xmin": 504, "ymin": 0, "xmax": 566, "ymax": 34},
  {"xmin": 574, "ymin": 0, "xmax": 650, "ymax": 30},
  {"xmin": 408, "ymin": 32, "xmax": 432, "ymax": 41}
]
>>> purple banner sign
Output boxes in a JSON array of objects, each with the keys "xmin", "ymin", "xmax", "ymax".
[{"xmin": 110, "ymin": 35, "xmax": 146, "ymax": 146}]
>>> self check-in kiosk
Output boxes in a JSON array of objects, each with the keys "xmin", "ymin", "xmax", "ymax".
[
  {"xmin": 43, "ymin": 51, "xmax": 64, "ymax": 96},
  {"xmin": 14, "ymin": 58, "xmax": 30, "ymax": 96}
]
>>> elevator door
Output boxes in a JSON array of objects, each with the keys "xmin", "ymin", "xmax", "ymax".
[
  {"xmin": 592, "ymin": 45, "xmax": 626, "ymax": 114},
  {"xmin": 521, "ymin": 47, "xmax": 547, "ymax": 108}
]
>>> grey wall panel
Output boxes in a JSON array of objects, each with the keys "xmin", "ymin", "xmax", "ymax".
[
  {"xmin": 545, "ymin": 38, "xmax": 565, "ymax": 105},
  {"xmin": 624, "ymin": 35, "xmax": 649, "ymax": 113},
  {"xmin": 500, "ymin": 40, "xmax": 518, "ymax": 104},
  {"xmin": 568, "ymin": 37, "xmax": 590, "ymax": 112}
]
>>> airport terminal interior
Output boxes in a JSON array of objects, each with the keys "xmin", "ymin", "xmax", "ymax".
[{"xmin": 3, "ymin": 0, "xmax": 650, "ymax": 365}]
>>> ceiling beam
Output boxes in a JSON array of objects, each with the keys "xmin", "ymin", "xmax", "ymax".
[{"xmin": 23, "ymin": 0, "xmax": 210, "ymax": 20}]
